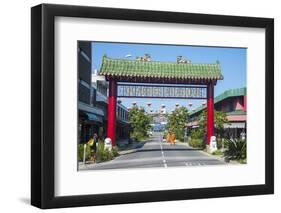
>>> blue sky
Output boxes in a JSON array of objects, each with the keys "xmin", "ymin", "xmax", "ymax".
[{"xmin": 91, "ymin": 42, "xmax": 246, "ymax": 112}]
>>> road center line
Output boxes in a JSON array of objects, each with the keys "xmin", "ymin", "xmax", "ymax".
[{"xmin": 160, "ymin": 136, "xmax": 168, "ymax": 168}]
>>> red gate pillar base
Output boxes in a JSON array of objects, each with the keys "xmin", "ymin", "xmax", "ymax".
[
  {"xmin": 107, "ymin": 80, "xmax": 117, "ymax": 146},
  {"xmin": 207, "ymin": 82, "xmax": 214, "ymax": 146}
]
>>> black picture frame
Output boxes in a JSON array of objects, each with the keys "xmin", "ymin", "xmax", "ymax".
[{"xmin": 31, "ymin": 3, "xmax": 274, "ymax": 209}]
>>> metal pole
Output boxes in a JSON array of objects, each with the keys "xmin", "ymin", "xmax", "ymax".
[{"xmin": 83, "ymin": 143, "xmax": 86, "ymax": 165}]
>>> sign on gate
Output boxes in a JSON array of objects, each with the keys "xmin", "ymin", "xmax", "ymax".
[{"xmin": 117, "ymin": 84, "xmax": 207, "ymax": 99}]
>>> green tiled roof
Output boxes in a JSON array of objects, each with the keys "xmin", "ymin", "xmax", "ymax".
[
  {"xmin": 226, "ymin": 110, "xmax": 246, "ymax": 116},
  {"xmin": 99, "ymin": 55, "xmax": 223, "ymax": 80},
  {"xmin": 190, "ymin": 87, "xmax": 246, "ymax": 116},
  {"xmin": 215, "ymin": 87, "xmax": 246, "ymax": 104}
]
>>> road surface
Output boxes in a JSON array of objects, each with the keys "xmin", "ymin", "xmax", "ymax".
[{"xmin": 79, "ymin": 133, "xmax": 225, "ymax": 171}]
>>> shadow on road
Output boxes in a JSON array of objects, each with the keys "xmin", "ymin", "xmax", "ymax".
[
  {"xmin": 136, "ymin": 148, "xmax": 203, "ymax": 153},
  {"xmin": 134, "ymin": 141, "xmax": 146, "ymax": 149},
  {"xmin": 118, "ymin": 141, "xmax": 146, "ymax": 152},
  {"xmin": 142, "ymin": 138, "xmax": 155, "ymax": 142}
]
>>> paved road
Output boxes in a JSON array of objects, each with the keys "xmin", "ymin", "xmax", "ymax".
[{"xmin": 79, "ymin": 133, "xmax": 225, "ymax": 171}]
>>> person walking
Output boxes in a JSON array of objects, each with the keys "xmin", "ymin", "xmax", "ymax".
[
  {"xmin": 167, "ymin": 131, "xmax": 171, "ymax": 144},
  {"xmin": 88, "ymin": 133, "xmax": 98, "ymax": 163},
  {"xmin": 171, "ymin": 132, "xmax": 176, "ymax": 145}
]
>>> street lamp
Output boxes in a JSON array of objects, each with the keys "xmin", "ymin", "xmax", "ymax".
[
  {"xmin": 117, "ymin": 100, "xmax": 122, "ymax": 104},
  {"xmin": 146, "ymin": 102, "xmax": 152, "ymax": 114},
  {"xmin": 202, "ymin": 101, "xmax": 206, "ymax": 106},
  {"xmin": 132, "ymin": 101, "xmax": 137, "ymax": 106},
  {"xmin": 188, "ymin": 102, "xmax": 193, "ymax": 108}
]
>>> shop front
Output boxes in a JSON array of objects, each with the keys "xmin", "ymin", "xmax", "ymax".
[{"xmin": 78, "ymin": 111, "xmax": 104, "ymax": 144}]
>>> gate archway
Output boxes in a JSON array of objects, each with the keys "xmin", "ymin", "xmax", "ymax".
[{"xmin": 99, "ymin": 55, "xmax": 223, "ymax": 146}]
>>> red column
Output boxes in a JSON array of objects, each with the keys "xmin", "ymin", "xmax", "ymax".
[
  {"xmin": 243, "ymin": 95, "xmax": 247, "ymax": 112},
  {"xmin": 107, "ymin": 80, "xmax": 117, "ymax": 146},
  {"xmin": 207, "ymin": 82, "xmax": 214, "ymax": 145}
]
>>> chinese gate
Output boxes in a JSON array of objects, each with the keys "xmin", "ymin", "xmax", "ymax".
[{"xmin": 99, "ymin": 55, "xmax": 223, "ymax": 146}]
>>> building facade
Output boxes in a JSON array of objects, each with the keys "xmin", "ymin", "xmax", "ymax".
[
  {"xmin": 78, "ymin": 41, "xmax": 105, "ymax": 143},
  {"xmin": 188, "ymin": 88, "xmax": 246, "ymax": 139},
  {"xmin": 78, "ymin": 41, "xmax": 130, "ymax": 144},
  {"xmin": 91, "ymin": 75, "xmax": 130, "ymax": 142}
]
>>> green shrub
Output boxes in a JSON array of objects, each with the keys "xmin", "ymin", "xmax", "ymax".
[
  {"xmin": 173, "ymin": 128, "xmax": 184, "ymax": 142},
  {"xmin": 216, "ymin": 138, "xmax": 228, "ymax": 150},
  {"xmin": 212, "ymin": 149, "xmax": 223, "ymax": 155},
  {"xmin": 224, "ymin": 139, "xmax": 246, "ymax": 160},
  {"xmin": 131, "ymin": 132, "xmax": 148, "ymax": 141},
  {"xmin": 104, "ymin": 148, "xmax": 114, "ymax": 161},
  {"xmin": 78, "ymin": 143, "xmax": 91, "ymax": 161},
  {"xmin": 239, "ymin": 159, "xmax": 247, "ymax": 164},
  {"xmin": 96, "ymin": 142, "xmax": 105, "ymax": 161},
  {"xmin": 111, "ymin": 146, "xmax": 119, "ymax": 157},
  {"xmin": 190, "ymin": 128, "xmax": 204, "ymax": 139},
  {"xmin": 96, "ymin": 142, "xmax": 118, "ymax": 162},
  {"xmin": 216, "ymin": 138, "xmax": 222, "ymax": 149},
  {"xmin": 189, "ymin": 138, "xmax": 205, "ymax": 149}
]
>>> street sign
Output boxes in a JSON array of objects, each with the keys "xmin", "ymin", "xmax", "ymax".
[{"xmin": 117, "ymin": 84, "xmax": 207, "ymax": 99}]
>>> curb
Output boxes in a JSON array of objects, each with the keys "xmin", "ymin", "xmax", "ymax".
[
  {"xmin": 176, "ymin": 141, "xmax": 228, "ymax": 164},
  {"xmin": 118, "ymin": 142, "xmax": 145, "ymax": 155}
]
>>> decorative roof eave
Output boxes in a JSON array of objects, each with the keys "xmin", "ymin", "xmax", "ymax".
[
  {"xmin": 99, "ymin": 55, "xmax": 224, "ymax": 82},
  {"xmin": 99, "ymin": 70, "xmax": 223, "ymax": 78},
  {"xmin": 99, "ymin": 73, "xmax": 222, "ymax": 82},
  {"xmin": 103, "ymin": 75, "xmax": 218, "ymax": 85}
]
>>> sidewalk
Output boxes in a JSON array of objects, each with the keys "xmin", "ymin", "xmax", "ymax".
[
  {"xmin": 78, "ymin": 139, "xmax": 146, "ymax": 170},
  {"xmin": 175, "ymin": 141, "xmax": 235, "ymax": 164},
  {"xmin": 118, "ymin": 142, "xmax": 146, "ymax": 155},
  {"xmin": 116, "ymin": 138, "xmax": 129, "ymax": 148}
]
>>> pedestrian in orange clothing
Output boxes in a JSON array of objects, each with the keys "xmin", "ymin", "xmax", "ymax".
[
  {"xmin": 171, "ymin": 132, "xmax": 176, "ymax": 145},
  {"xmin": 167, "ymin": 132, "xmax": 171, "ymax": 144}
]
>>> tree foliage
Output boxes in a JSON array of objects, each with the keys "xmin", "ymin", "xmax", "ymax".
[
  {"xmin": 191, "ymin": 110, "xmax": 229, "ymax": 146},
  {"xmin": 128, "ymin": 106, "xmax": 152, "ymax": 141},
  {"xmin": 167, "ymin": 107, "xmax": 189, "ymax": 141},
  {"xmin": 198, "ymin": 110, "xmax": 228, "ymax": 132}
]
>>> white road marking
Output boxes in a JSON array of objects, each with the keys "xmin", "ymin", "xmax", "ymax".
[
  {"xmin": 160, "ymin": 135, "xmax": 168, "ymax": 168},
  {"xmin": 185, "ymin": 162, "xmax": 206, "ymax": 167}
]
